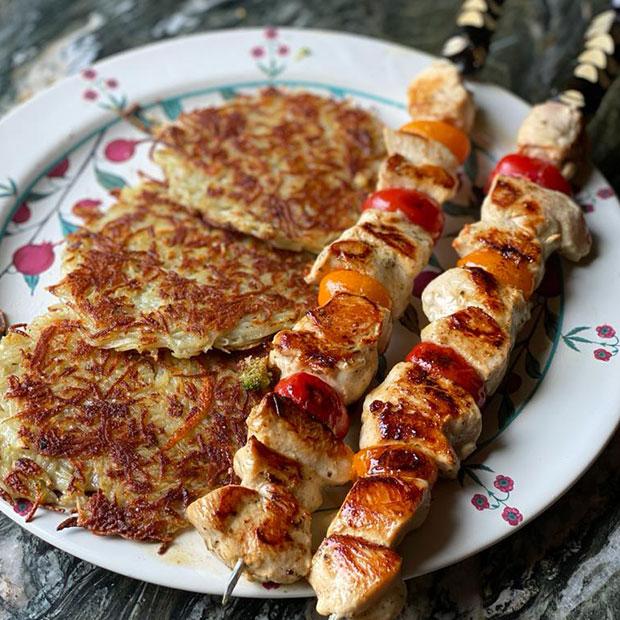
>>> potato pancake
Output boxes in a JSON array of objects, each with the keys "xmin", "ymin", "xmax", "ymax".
[
  {"xmin": 154, "ymin": 88, "xmax": 386, "ymax": 253},
  {"xmin": 49, "ymin": 181, "xmax": 315, "ymax": 358},
  {"xmin": 0, "ymin": 307, "xmax": 269, "ymax": 544}
]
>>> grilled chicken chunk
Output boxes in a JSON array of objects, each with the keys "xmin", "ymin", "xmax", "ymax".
[
  {"xmin": 327, "ymin": 474, "xmax": 430, "ymax": 547},
  {"xmin": 483, "ymin": 175, "xmax": 591, "ymax": 261},
  {"xmin": 422, "ymin": 266, "xmax": 531, "ymax": 342},
  {"xmin": 245, "ymin": 393, "xmax": 353, "ymax": 485},
  {"xmin": 376, "ymin": 153, "xmax": 459, "ymax": 204},
  {"xmin": 383, "ymin": 127, "xmax": 459, "ymax": 175},
  {"xmin": 360, "ymin": 399, "xmax": 459, "ymax": 476},
  {"xmin": 454, "ymin": 219, "xmax": 545, "ymax": 276},
  {"xmin": 406, "ymin": 60, "xmax": 475, "ymax": 133},
  {"xmin": 234, "ymin": 436, "xmax": 324, "ymax": 512},
  {"xmin": 309, "ymin": 534, "xmax": 402, "ymax": 617},
  {"xmin": 306, "ymin": 209, "xmax": 434, "ymax": 317},
  {"xmin": 421, "ymin": 306, "xmax": 510, "ymax": 394},
  {"xmin": 186, "ymin": 484, "xmax": 311, "ymax": 583},
  {"xmin": 339, "ymin": 579, "xmax": 406, "ymax": 620},
  {"xmin": 359, "ymin": 361, "xmax": 481, "ymax": 475},
  {"xmin": 270, "ymin": 293, "xmax": 391, "ymax": 403},
  {"xmin": 358, "ymin": 445, "xmax": 438, "ymax": 486},
  {"xmin": 516, "ymin": 101, "xmax": 585, "ymax": 179}
]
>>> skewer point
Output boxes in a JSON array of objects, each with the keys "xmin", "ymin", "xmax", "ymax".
[{"xmin": 221, "ymin": 558, "xmax": 245, "ymax": 605}]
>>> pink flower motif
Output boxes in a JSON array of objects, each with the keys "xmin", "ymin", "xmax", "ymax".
[
  {"xmin": 13, "ymin": 242, "xmax": 55, "ymax": 276},
  {"xmin": 597, "ymin": 187, "xmax": 614, "ymax": 199},
  {"xmin": 47, "ymin": 158, "xmax": 69, "ymax": 178},
  {"xmin": 72, "ymin": 199, "xmax": 102, "ymax": 219},
  {"xmin": 278, "ymin": 44, "xmax": 290, "ymax": 56},
  {"xmin": 593, "ymin": 348, "xmax": 612, "ymax": 362},
  {"xmin": 82, "ymin": 68, "xmax": 97, "ymax": 80},
  {"xmin": 105, "ymin": 78, "xmax": 119, "ymax": 89},
  {"xmin": 493, "ymin": 475, "xmax": 514, "ymax": 492},
  {"xmin": 251, "ymin": 46, "xmax": 265, "ymax": 59},
  {"xmin": 596, "ymin": 324, "xmax": 616, "ymax": 339},
  {"xmin": 104, "ymin": 139, "xmax": 138, "ymax": 162},
  {"xmin": 412, "ymin": 270, "xmax": 439, "ymax": 297},
  {"xmin": 83, "ymin": 89, "xmax": 98, "ymax": 101},
  {"xmin": 264, "ymin": 27, "xmax": 278, "ymax": 39},
  {"xmin": 12, "ymin": 202, "xmax": 31, "ymax": 224},
  {"xmin": 471, "ymin": 493, "xmax": 489, "ymax": 511},
  {"xmin": 13, "ymin": 498, "xmax": 33, "ymax": 517},
  {"xmin": 501, "ymin": 506, "xmax": 523, "ymax": 526}
]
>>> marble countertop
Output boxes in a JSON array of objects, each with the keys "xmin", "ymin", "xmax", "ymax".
[{"xmin": 0, "ymin": 1, "xmax": 619, "ymax": 618}]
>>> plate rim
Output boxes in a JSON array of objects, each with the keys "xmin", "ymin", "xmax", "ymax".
[{"xmin": 0, "ymin": 26, "xmax": 619, "ymax": 598}]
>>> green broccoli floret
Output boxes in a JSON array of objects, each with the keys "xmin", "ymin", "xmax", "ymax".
[{"xmin": 239, "ymin": 356, "xmax": 272, "ymax": 391}]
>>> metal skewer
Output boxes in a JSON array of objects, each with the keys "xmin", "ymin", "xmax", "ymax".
[
  {"xmin": 217, "ymin": 0, "xmax": 512, "ymax": 604},
  {"xmin": 222, "ymin": 558, "xmax": 245, "ymax": 605}
]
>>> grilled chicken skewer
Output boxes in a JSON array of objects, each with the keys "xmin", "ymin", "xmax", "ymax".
[
  {"xmin": 186, "ymin": 60, "xmax": 476, "ymax": 597},
  {"xmin": 308, "ymin": 7, "xmax": 620, "ymax": 616}
]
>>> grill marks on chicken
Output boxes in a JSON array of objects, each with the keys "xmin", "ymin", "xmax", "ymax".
[
  {"xmin": 186, "ymin": 483, "xmax": 312, "ymax": 583},
  {"xmin": 312, "ymin": 534, "xmax": 403, "ymax": 617},
  {"xmin": 309, "ymin": 64, "xmax": 590, "ymax": 620},
  {"xmin": 271, "ymin": 293, "xmax": 390, "ymax": 404},
  {"xmin": 377, "ymin": 153, "xmax": 458, "ymax": 204},
  {"xmin": 189, "ymin": 62, "xmax": 468, "ymax": 602},
  {"xmin": 422, "ymin": 266, "xmax": 530, "ymax": 342},
  {"xmin": 308, "ymin": 61, "xmax": 479, "ymax": 619},
  {"xmin": 187, "ymin": 392, "xmax": 353, "ymax": 580},
  {"xmin": 483, "ymin": 175, "xmax": 591, "ymax": 261}
]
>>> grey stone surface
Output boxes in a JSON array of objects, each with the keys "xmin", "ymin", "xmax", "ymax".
[{"xmin": 0, "ymin": 1, "xmax": 618, "ymax": 619}]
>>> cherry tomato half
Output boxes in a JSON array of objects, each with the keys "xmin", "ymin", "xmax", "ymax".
[
  {"xmin": 485, "ymin": 153, "xmax": 572, "ymax": 195},
  {"xmin": 362, "ymin": 188, "xmax": 444, "ymax": 242},
  {"xmin": 406, "ymin": 342, "xmax": 486, "ymax": 406},
  {"xmin": 274, "ymin": 372, "xmax": 349, "ymax": 439},
  {"xmin": 400, "ymin": 119, "xmax": 471, "ymax": 164},
  {"xmin": 318, "ymin": 269, "xmax": 392, "ymax": 310},
  {"xmin": 352, "ymin": 445, "xmax": 438, "ymax": 485},
  {"xmin": 457, "ymin": 248, "xmax": 535, "ymax": 298}
]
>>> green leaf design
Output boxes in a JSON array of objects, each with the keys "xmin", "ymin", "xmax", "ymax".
[
  {"xmin": 562, "ymin": 336, "xmax": 580, "ymax": 352},
  {"xmin": 568, "ymin": 336, "xmax": 593, "ymax": 344},
  {"xmin": 544, "ymin": 308, "xmax": 558, "ymax": 341},
  {"xmin": 566, "ymin": 326, "xmax": 589, "ymax": 337},
  {"xmin": 443, "ymin": 202, "xmax": 473, "ymax": 217},
  {"xmin": 464, "ymin": 468, "xmax": 484, "ymax": 487},
  {"xmin": 59, "ymin": 214, "xmax": 79, "ymax": 237},
  {"xmin": 399, "ymin": 304, "xmax": 419, "ymax": 333},
  {"xmin": 0, "ymin": 178, "xmax": 17, "ymax": 197},
  {"xmin": 219, "ymin": 87, "xmax": 238, "ymax": 101},
  {"xmin": 525, "ymin": 350, "xmax": 542, "ymax": 379},
  {"xmin": 23, "ymin": 274, "xmax": 39, "ymax": 295},
  {"xmin": 497, "ymin": 393, "xmax": 516, "ymax": 430},
  {"xmin": 161, "ymin": 97, "xmax": 183, "ymax": 120},
  {"xmin": 467, "ymin": 463, "xmax": 494, "ymax": 472},
  {"xmin": 26, "ymin": 191, "xmax": 51, "ymax": 202},
  {"xmin": 95, "ymin": 166, "xmax": 127, "ymax": 192}
]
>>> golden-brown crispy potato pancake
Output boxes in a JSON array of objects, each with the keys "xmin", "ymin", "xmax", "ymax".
[
  {"xmin": 0, "ymin": 307, "xmax": 268, "ymax": 544},
  {"xmin": 49, "ymin": 181, "xmax": 315, "ymax": 358},
  {"xmin": 154, "ymin": 88, "xmax": 386, "ymax": 252}
]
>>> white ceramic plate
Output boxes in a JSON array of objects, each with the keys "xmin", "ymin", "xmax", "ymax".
[{"xmin": 0, "ymin": 28, "xmax": 619, "ymax": 598}]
